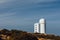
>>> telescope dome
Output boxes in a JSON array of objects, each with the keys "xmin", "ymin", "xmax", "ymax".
[{"xmin": 39, "ymin": 18, "xmax": 46, "ymax": 24}]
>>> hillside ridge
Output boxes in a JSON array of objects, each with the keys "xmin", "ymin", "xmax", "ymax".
[{"xmin": 0, "ymin": 29, "xmax": 60, "ymax": 40}]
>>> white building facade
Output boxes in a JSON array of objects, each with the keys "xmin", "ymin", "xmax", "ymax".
[
  {"xmin": 34, "ymin": 23, "xmax": 39, "ymax": 33},
  {"xmin": 34, "ymin": 18, "xmax": 46, "ymax": 34}
]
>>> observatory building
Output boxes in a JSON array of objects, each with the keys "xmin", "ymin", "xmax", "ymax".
[
  {"xmin": 34, "ymin": 23, "xmax": 39, "ymax": 33},
  {"xmin": 34, "ymin": 18, "xmax": 46, "ymax": 34}
]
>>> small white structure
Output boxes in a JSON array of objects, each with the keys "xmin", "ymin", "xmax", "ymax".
[
  {"xmin": 39, "ymin": 18, "xmax": 46, "ymax": 33},
  {"xmin": 34, "ymin": 23, "xmax": 39, "ymax": 33},
  {"xmin": 34, "ymin": 18, "xmax": 46, "ymax": 34}
]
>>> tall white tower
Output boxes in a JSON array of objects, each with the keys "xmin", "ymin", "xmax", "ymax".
[
  {"xmin": 39, "ymin": 18, "xmax": 46, "ymax": 33},
  {"xmin": 34, "ymin": 23, "xmax": 39, "ymax": 33}
]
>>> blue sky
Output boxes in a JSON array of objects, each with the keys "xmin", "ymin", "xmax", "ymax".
[{"xmin": 0, "ymin": 0, "xmax": 60, "ymax": 35}]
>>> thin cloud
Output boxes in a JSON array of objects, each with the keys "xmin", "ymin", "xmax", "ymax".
[
  {"xmin": 0, "ymin": 0, "xmax": 58, "ymax": 4},
  {"xmin": 0, "ymin": 13, "xmax": 16, "ymax": 17},
  {"xmin": 0, "ymin": 0, "xmax": 8, "ymax": 3},
  {"xmin": 0, "ymin": 0, "xmax": 15, "ymax": 3}
]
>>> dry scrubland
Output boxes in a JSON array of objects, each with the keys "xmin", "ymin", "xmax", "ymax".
[{"xmin": 0, "ymin": 29, "xmax": 60, "ymax": 40}]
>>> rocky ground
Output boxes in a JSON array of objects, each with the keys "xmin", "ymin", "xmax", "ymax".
[{"xmin": 0, "ymin": 29, "xmax": 60, "ymax": 40}]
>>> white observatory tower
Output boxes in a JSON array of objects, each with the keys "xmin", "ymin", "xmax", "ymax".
[
  {"xmin": 39, "ymin": 18, "xmax": 46, "ymax": 33},
  {"xmin": 34, "ymin": 23, "xmax": 39, "ymax": 33}
]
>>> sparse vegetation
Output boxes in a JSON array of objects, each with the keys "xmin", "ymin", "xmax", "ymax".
[{"xmin": 0, "ymin": 29, "xmax": 60, "ymax": 40}]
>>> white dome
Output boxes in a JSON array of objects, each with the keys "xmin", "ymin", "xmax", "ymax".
[{"xmin": 39, "ymin": 18, "xmax": 46, "ymax": 24}]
